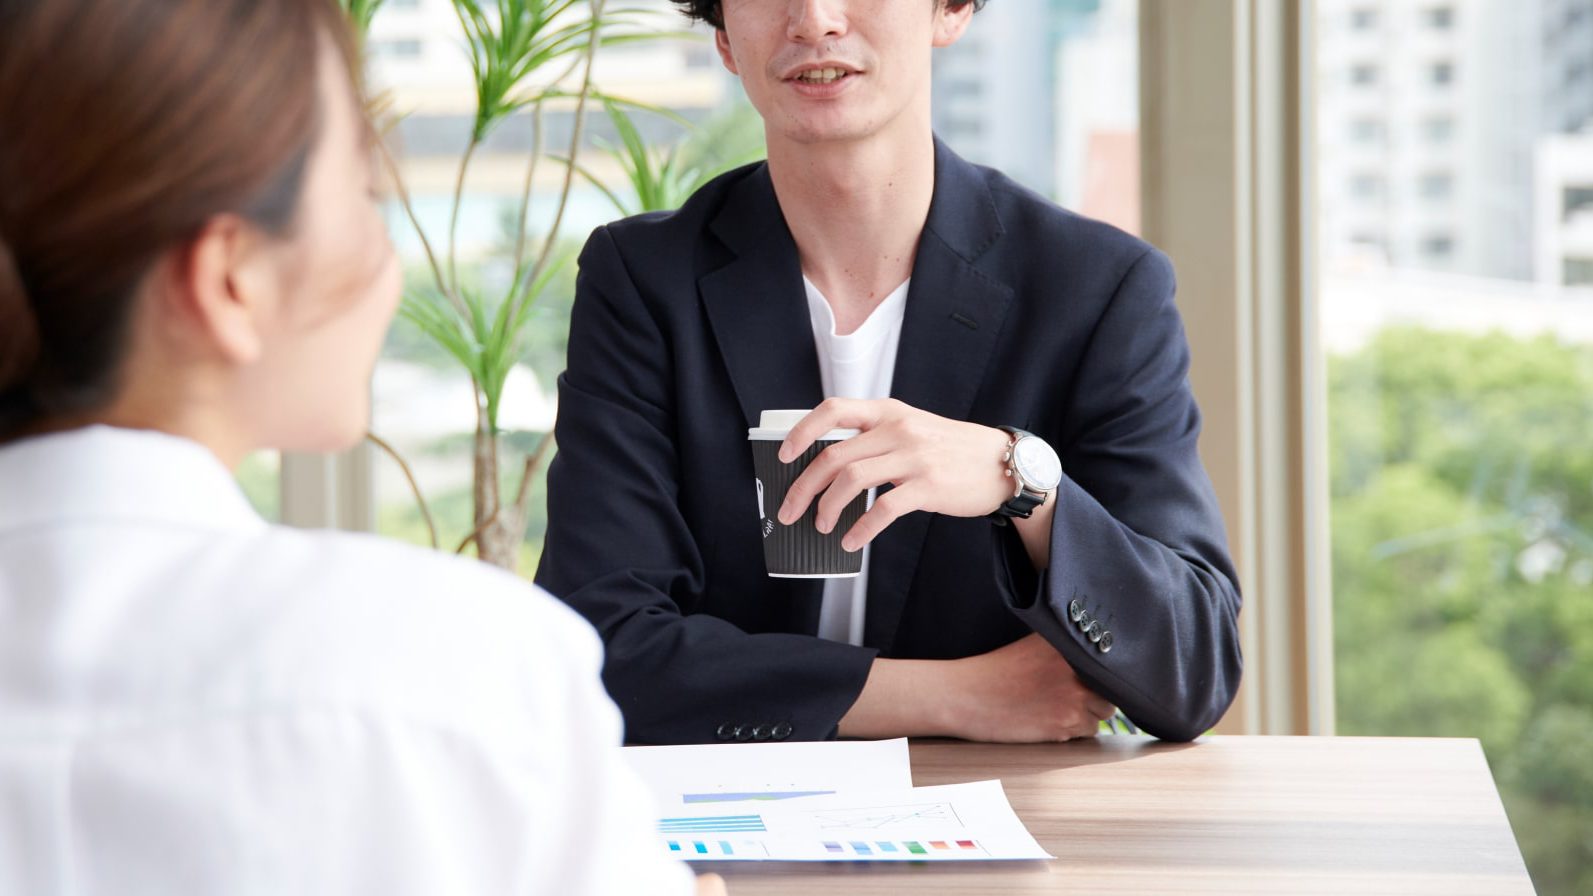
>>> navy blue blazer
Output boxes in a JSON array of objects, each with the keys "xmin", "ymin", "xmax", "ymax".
[{"xmin": 537, "ymin": 140, "xmax": 1242, "ymax": 744}]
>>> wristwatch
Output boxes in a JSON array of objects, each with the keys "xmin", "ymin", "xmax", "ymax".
[{"xmin": 991, "ymin": 426, "xmax": 1062, "ymax": 522}]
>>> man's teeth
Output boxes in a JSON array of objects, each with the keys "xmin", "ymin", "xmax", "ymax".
[{"xmin": 796, "ymin": 68, "xmax": 847, "ymax": 84}]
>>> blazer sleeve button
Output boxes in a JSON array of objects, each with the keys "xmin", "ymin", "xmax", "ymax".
[
  {"xmin": 1098, "ymin": 631, "xmax": 1115, "ymax": 654},
  {"xmin": 734, "ymin": 724, "xmax": 755, "ymax": 742},
  {"xmin": 771, "ymin": 722, "xmax": 793, "ymax": 740},
  {"xmin": 752, "ymin": 725, "xmax": 773, "ymax": 741},
  {"xmin": 715, "ymin": 723, "xmax": 737, "ymax": 741}
]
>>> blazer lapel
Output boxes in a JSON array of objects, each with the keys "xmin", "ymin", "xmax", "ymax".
[
  {"xmin": 698, "ymin": 164, "xmax": 827, "ymax": 631},
  {"xmin": 698, "ymin": 164, "xmax": 825, "ymax": 430},
  {"xmin": 865, "ymin": 140, "xmax": 1016, "ymax": 653}
]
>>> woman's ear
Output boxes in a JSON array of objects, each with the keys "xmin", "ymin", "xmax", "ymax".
[{"xmin": 165, "ymin": 215, "xmax": 278, "ymax": 366}]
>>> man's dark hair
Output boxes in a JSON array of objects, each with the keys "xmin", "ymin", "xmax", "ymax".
[{"xmin": 670, "ymin": 0, "xmax": 986, "ymax": 31}]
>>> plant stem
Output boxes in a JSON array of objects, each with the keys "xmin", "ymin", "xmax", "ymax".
[
  {"xmin": 512, "ymin": 100, "xmax": 546, "ymax": 280},
  {"xmin": 446, "ymin": 136, "xmax": 481, "ymax": 295},
  {"xmin": 513, "ymin": 431, "xmax": 556, "ymax": 512},
  {"xmin": 376, "ymin": 139, "xmax": 471, "ymax": 321},
  {"xmin": 365, "ymin": 431, "xmax": 438, "ymax": 550},
  {"xmin": 512, "ymin": 51, "xmax": 587, "ymax": 287},
  {"xmin": 505, "ymin": 0, "xmax": 606, "ymax": 338}
]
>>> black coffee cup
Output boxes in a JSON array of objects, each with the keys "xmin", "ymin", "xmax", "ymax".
[{"xmin": 749, "ymin": 410, "xmax": 866, "ymax": 578}]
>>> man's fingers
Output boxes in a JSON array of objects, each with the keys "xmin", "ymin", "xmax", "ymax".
[
  {"xmin": 778, "ymin": 398, "xmax": 888, "ymax": 463},
  {"xmin": 778, "ymin": 430, "xmax": 891, "ymax": 524},
  {"xmin": 814, "ymin": 455, "xmax": 900, "ymax": 532},
  {"xmin": 1087, "ymin": 698, "xmax": 1117, "ymax": 721},
  {"xmin": 840, "ymin": 483, "xmax": 924, "ymax": 552}
]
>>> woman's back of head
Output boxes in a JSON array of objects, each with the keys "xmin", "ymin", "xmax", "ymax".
[{"xmin": 0, "ymin": 0, "xmax": 391, "ymax": 457}]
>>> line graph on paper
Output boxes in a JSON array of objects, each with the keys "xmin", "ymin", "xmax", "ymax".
[{"xmin": 807, "ymin": 802, "xmax": 963, "ymax": 830}]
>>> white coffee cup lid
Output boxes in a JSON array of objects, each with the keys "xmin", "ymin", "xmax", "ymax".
[{"xmin": 748, "ymin": 409, "xmax": 860, "ymax": 441}]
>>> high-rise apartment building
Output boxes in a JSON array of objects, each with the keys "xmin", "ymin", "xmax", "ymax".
[
  {"xmin": 1537, "ymin": 134, "xmax": 1593, "ymax": 289},
  {"xmin": 1542, "ymin": 0, "xmax": 1593, "ymax": 133},
  {"xmin": 1319, "ymin": 0, "xmax": 1593, "ymax": 282}
]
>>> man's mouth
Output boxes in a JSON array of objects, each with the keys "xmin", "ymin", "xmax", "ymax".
[{"xmin": 793, "ymin": 68, "xmax": 852, "ymax": 84}]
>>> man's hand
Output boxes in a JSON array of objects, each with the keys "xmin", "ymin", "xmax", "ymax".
[
  {"xmin": 838, "ymin": 634, "xmax": 1116, "ymax": 742},
  {"xmin": 944, "ymin": 633, "xmax": 1117, "ymax": 742},
  {"xmin": 777, "ymin": 397, "xmax": 1013, "ymax": 552},
  {"xmin": 695, "ymin": 873, "xmax": 727, "ymax": 896}
]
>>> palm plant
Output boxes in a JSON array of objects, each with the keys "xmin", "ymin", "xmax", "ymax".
[
  {"xmin": 342, "ymin": 0, "xmax": 669, "ymax": 570},
  {"xmin": 569, "ymin": 99, "xmax": 767, "ymax": 217}
]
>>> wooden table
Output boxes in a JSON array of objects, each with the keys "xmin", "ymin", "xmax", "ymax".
[{"xmin": 716, "ymin": 736, "xmax": 1535, "ymax": 895}]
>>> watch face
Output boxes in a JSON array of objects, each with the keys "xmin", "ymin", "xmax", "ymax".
[{"xmin": 1013, "ymin": 436, "xmax": 1063, "ymax": 491}]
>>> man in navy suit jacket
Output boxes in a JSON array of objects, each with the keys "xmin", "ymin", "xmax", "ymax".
[{"xmin": 537, "ymin": 0, "xmax": 1242, "ymax": 745}]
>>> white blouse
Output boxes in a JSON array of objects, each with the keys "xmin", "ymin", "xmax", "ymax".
[{"xmin": 0, "ymin": 426, "xmax": 691, "ymax": 895}]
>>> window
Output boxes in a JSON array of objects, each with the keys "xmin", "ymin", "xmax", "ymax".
[
  {"xmin": 1318, "ymin": 1, "xmax": 1593, "ymax": 891},
  {"xmin": 1350, "ymin": 62, "xmax": 1380, "ymax": 86},
  {"xmin": 1350, "ymin": 118, "xmax": 1384, "ymax": 143},
  {"xmin": 683, "ymin": 44, "xmax": 716, "ymax": 70},
  {"xmin": 1420, "ymin": 233, "xmax": 1454, "ymax": 256},
  {"xmin": 371, "ymin": 38, "xmax": 421, "ymax": 59},
  {"xmin": 1418, "ymin": 172, "xmax": 1454, "ymax": 201},
  {"xmin": 943, "ymin": 78, "xmax": 984, "ymax": 100},
  {"xmin": 1566, "ymin": 186, "xmax": 1593, "ymax": 221},
  {"xmin": 1351, "ymin": 7, "xmax": 1378, "ymax": 30},
  {"xmin": 1350, "ymin": 172, "xmax": 1384, "ymax": 198}
]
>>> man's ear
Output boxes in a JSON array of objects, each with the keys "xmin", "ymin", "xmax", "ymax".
[
  {"xmin": 932, "ymin": 1, "xmax": 974, "ymax": 47},
  {"xmin": 165, "ymin": 215, "xmax": 274, "ymax": 366},
  {"xmin": 715, "ymin": 28, "xmax": 740, "ymax": 75}
]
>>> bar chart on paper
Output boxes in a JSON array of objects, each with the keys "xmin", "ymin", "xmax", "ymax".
[
  {"xmin": 650, "ymin": 782, "xmax": 1048, "ymax": 863},
  {"xmin": 821, "ymin": 839, "xmax": 988, "ymax": 857},
  {"xmin": 624, "ymin": 741, "xmax": 1050, "ymax": 863},
  {"xmin": 666, "ymin": 839, "xmax": 772, "ymax": 858}
]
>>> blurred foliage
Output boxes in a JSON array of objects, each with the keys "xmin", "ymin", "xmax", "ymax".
[
  {"xmin": 339, "ymin": 0, "xmax": 388, "ymax": 35},
  {"xmin": 570, "ymin": 100, "xmax": 767, "ymax": 216},
  {"xmin": 234, "ymin": 452, "xmax": 281, "ymax": 521},
  {"xmin": 1330, "ymin": 326, "xmax": 1593, "ymax": 895}
]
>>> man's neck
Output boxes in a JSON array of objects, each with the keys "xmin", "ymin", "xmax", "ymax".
[{"xmin": 767, "ymin": 126, "xmax": 936, "ymax": 336}]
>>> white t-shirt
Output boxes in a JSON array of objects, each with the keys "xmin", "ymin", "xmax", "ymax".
[
  {"xmin": 0, "ymin": 426, "xmax": 693, "ymax": 896},
  {"xmin": 803, "ymin": 275, "xmax": 911, "ymax": 645}
]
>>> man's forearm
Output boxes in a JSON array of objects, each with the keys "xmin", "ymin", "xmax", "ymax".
[{"xmin": 835, "ymin": 657, "xmax": 957, "ymax": 739}]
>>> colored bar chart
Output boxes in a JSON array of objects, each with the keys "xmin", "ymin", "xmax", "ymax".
[
  {"xmin": 658, "ymin": 814, "xmax": 767, "ymax": 834},
  {"xmin": 817, "ymin": 839, "xmax": 985, "ymax": 858},
  {"xmin": 664, "ymin": 839, "xmax": 769, "ymax": 858}
]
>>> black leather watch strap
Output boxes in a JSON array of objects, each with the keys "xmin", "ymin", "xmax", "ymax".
[{"xmin": 990, "ymin": 426, "xmax": 1049, "ymax": 524}]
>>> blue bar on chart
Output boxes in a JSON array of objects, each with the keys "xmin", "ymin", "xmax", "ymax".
[
  {"xmin": 662, "ymin": 838, "xmax": 767, "ymax": 858},
  {"xmin": 850, "ymin": 841, "xmax": 873, "ymax": 856},
  {"xmin": 658, "ymin": 814, "xmax": 767, "ymax": 834}
]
